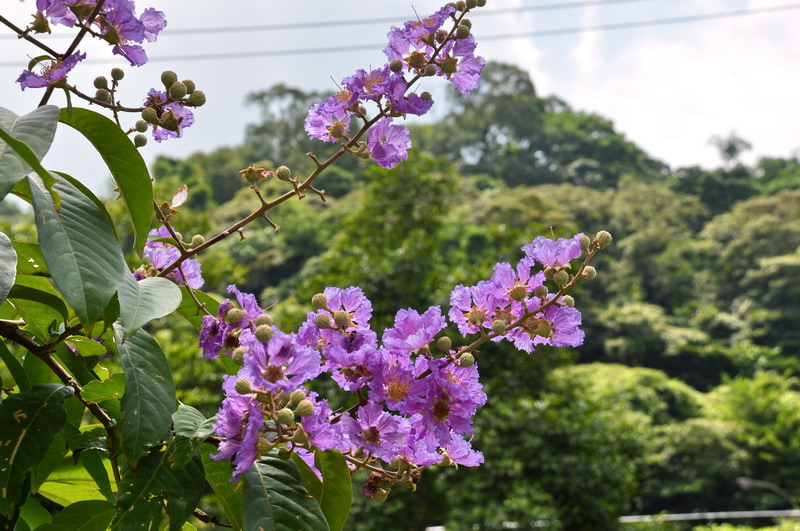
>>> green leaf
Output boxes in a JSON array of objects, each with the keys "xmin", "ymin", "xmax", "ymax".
[
  {"xmin": 78, "ymin": 452, "xmax": 114, "ymax": 503},
  {"xmin": 59, "ymin": 108, "xmax": 154, "ymax": 254},
  {"xmin": 0, "ymin": 106, "xmax": 58, "ymax": 201},
  {"xmin": 8, "ymin": 276, "xmax": 69, "ymax": 328},
  {"xmin": 176, "ymin": 287, "xmax": 220, "ymax": 330},
  {"xmin": 28, "ymin": 174, "xmax": 127, "ymax": 328},
  {"xmin": 0, "ymin": 384, "xmax": 73, "ymax": 516},
  {"xmin": 242, "ymin": 454, "xmax": 329, "ymax": 531},
  {"xmin": 11, "ymin": 241, "xmax": 48, "ymax": 276},
  {"xmin": 31, "ymin": 418, "xmax": 79, "ymax": 491},
  {"xmin": 37, "ymin": 457, "xmax": 109, "ymax": 506},
  {"xmin": 18, "ymin": 496, "xmax": 50, "ymax": 529},
  {"xmin": 36, "ymin": 500, "xmax": 116, "ymax": 531},
  {"xmin": 63, "ymin": 336, "xmax": 107, "ymax": 358},
  {"xmin": 170, "ymin": 404, "xmax": 215, "ymax": 469},
  {"xmin": 114, "ymin": 497, "xmax": 162, "ymax": 530},
  {"xmin": 0, "ymin": 340, "xmax": 30, "ymax": 392},
  {"xmin": 0, "ymin": 233, "xmax": 16, "ymax": 304},
  {"xmin": 113, "ymin": 324, "xmax": 175, "ymax": 467},
  {"xmin": 201, "ymin": 444, "xmax": 243, "ymax": 531},
  {"xmin": 314, "ymin": 451, "xmax": 352, "ymax": 531},
  {"xmin": 118, "ymin": 274, "xmax": 182, "ymax": 339},
  {"xmin": 81, "ymin": 373, "xmax": 125, "ymax": 403},
  {"xmin": 290, "ymin": 453, "xmax": 322, "ymax": 501}
]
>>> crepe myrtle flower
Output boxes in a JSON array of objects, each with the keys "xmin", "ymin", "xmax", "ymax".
[
  {"xmin": 300, "ymin": 392, "xmax": 349, "ymax": 453},
  {"xmin": 383, "ymin": 306, "xmax": 446, "ymax": 353},
  {"xmin": 240, "ymin": 329, "xmax": 322, "ymax": 394},
  {"xmin": 304, "ymin": 90, "xmax": 356, "ymax": 143},
  {"xmin": 441, "ymin": 433, "xmax": 484, "ymax": 467},
  {"xmin": 324, "ymin": 328, "xmax": 379, "ymax": 391},
  {"xmin": 487, "ymin": 257, "xmax": 545, "ymax": 305},
  {"xmin": 522, "ymin": 234, "xmax": 584, "ymax": 268},
  {"xmin": 367, "ymin": 349, "xmax": 427, "ymax": 415},
  {"xmin": 418, "ymin": 358, "xmax": 486, "ymax": 444},
  {"xmin": 143, "ymin": 88, "xmax": 195, "ymax": 142},
  {"xmin": 342, "ymin": 66, "xmax": 395, "ymax": 102},
  {"xmin": 435, "ymin": 35, "xmax": 486, "ymax": 94},
  {"xmin": 507, "ymin": 297, "xmax": 585, "ymax": 353},
  {"xmin": 142, "ymin": 226, "xmax": 204, "ymax": 288},
  {"xmin": 448, "ymin": 282, "xmax": 500, "ymax": 336},
  {"xmin": 341, "ymin": 402, "xmax": 409, "ymax": 461},
  {"xmin": 211, "ymin": 375, "xmax": 266, "ymax": 481},
  {"xmin": 367, "ymin": 117, "xmax": 412, "ymax": 169},
  {"xmin": 383, "ymin": 6, "xmax": 455, "ymax": 71},
  {"xmin": 17, "ymin": 51, "xmax": 85, "ymax": 90}
]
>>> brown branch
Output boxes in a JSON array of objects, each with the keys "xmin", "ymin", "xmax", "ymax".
[
  {"xmin": 0, "ymin": 15, "xmax": 61, "ymax": 57},
  {"xmin": 192, "ymin": 508, "xmax": 231, "ymax": 528}
]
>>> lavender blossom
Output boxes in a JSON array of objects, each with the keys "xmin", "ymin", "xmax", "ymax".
[
  {"xmin": 143, "ymin": 89, "xmax": 195, "ymax": 142},
  {"xmin": 211, "ymin": 375, "xmax": 265, "ymax": 481},
  {"xmin": 383, "ymin": 306, "xmax": 446, "ymax": 353},
  {"xmin": 240, "ymin": 329, "xmax": 322, "ymax": 394},
  {"xmin": 304, "ymin": 90, "xmax": 356, "ymax": 143},
  {"xmin": 17, "ymin": 51, "xmax": 85, "ymax": 90},
  {"xmin": 522, "ymin": 234, "xmax": 584, "ymax": 268},
  {"xmin": 367, "ymin": 117, "xmax": 412, "ymax": 169},
  {"xmin": 341, "ymin": 402, "xmax": 409, "ymax": 461},
  {"xmin": 143, "ymin": 226, "xmax": 204, "ymax": 288}
]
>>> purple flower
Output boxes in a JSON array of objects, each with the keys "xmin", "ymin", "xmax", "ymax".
[
  {"xmin": 386, "ymin": 76, "xmax": 434, "ymax": 116},
  {"xmin": 211, "ymin": 375, "xmax": 266, "ymax": 481},
  {"xmin": 140, "ymin": 7, "xmax": 167, "ymax": 42},
  {"xmin": 418, "ymin": 358, "xmax": 486, "ymax": 444},
  {"xmin": 448, "ymin": 283, "xmax": 499, "ymax": 336},
  {"xmin": 143, "ymin": 226, "xmax": 204, "ymax": 288},
  {"xmin": 383, "ymin": 306, "xmax": 446, "ymax": 353},
  {"xmin": 522, "ymin": 234, "xmax": 584, "ymax": 268},
  {"xmin": 488, "ymin": 258, "xmax": 545, "ymax": 306},
  {"xmin": 199, "ymin": 314, "xmax": 230, "ymax": 360},
  {"xmin": 240, "ymin": 329, "xmax": 322, "ymax": 394},
  {"xmin": 17, "ymin": 51, "xmax": 86, "ymax": 90},
  {"xmin": 36, "ymin": 0, "xmax": 80, "ymax": 27},
  {"xmin": 441, "ymin": 434, "xmax": 484, "ymax": 467},
  {"xmin": 367, "ymin": 117, "xmax": 411, "ymax": 169},
  {"xmin": 324, "ymin": 329, "xmax": 379, "ymax": 391},
  {"xmin": 342, "ymin": 66, "xmax": 395, "ymax": 101},
  {"xmin": 395, "ymin": 415, "xmax": 441, "ymax": 466},
  {"xmin": 300, "ymin": 393, "xmax": 348, "ymax": 452},
  {"xmin": 509, "ymin": 297, "xmax": 585, "ymax": 353},
  {"xmin": 304, "ymin": 90, "xmax": 356, "ymax": 143},
  {"xmin": 368, "ymin": 349, "xmax": 426, "ymax": 415},
  {"xmin": 310, "ymin": 286, "xmax": 373, "ymax": 334},
  {"xmin": 341, "ymin": 402, "xmax": 409, "ymax": 461},
  {"xmin": 143, "ymin": 89, "xmax": 195, "ymax": 142},
  {"xmin": 436, "ymin": 35, "xmax": 486, "ymax": 94},
  {"xmin": 383, "ymin": 6, "xmax": 454, "ymax": 70}
]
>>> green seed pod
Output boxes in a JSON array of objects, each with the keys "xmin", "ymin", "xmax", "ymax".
[
  {"xmin": 437, "ymin": 336, "xmax": 452, "ymax": 352},
  {"xmin": 232, "ymin": 347, "xmax": 247, "ymax": 366},
  {"xmin": 543, "ymin": 266, "xmax": 556, "ymax": 280},
  {"xmin": 111, "ymin": 67, "xmax": 125, "ymax": 80},
  {"xmin": 455, "ymin": 25, "xmax": 471, "ymax": 39},
  {"xmin": 423, "ymin": 64, "xmax": 437, "ymax": 77},
  {"xmin": 595, "ymin": 230, "xmax": 613, "ymax": 248},
  {"xmin": 95, "ymin": 88, "xmax": 112, "ymax": 103},
  {"xmin": 158, "ymin": 108, "xmax": 180, "ymax": 132},
  {"xmin": 554, "ymin": 270, "xmax": 570, "ymax": 287},
  {"xmin": 468, "ymin": 309, "xmax": 486, "ymax": 326},
  {"xmin": 288, "ymin": 389, "xmax": 306, "ymax": 408},
  {"xmin": 294, "ymin": 399, "xmax": 315, "ymax": 417},
  {"xmin": 509, "ymin": 285, "xmax": 527, "ymax": 302},
  {"xmin": 333, "ymin": 310, "xmax": 352, "ymax": 329},
  {"xmin": 491, "ymin": 319, "xmax": 506, "ymax": 335},
  {"xmin": 314, "ymin": 313, "xmax": 334, "ymax": 329},
  {"xmin": 311, "ymin": 293, "xmax": 328, "ymax": 310},
  {"xmin": 225, "ymin": 308, "xmax": 246, "ymax": 325},
  {"xmin": 141, "ymin": 106, "xmax": 158, "ymax": 124},
  {"xmin": 533, "ymin": 285, "xmax": 549, "ymax": 298},
  {"xmin": 536, "ymin": 320, "xmax": 552, "ymax": 337},
  {"xmin": 257, "ymin": 437, "xmax": 275, "ymax": 454},
  {"xmin": 290, "ymin": 426, "xmax": 308, "ymax": 444},
  {"xmin": 133, "ymin": 134, "xmax": 147, "ymax": 148},
  {"xmin": 459, "ymin": 352, "xmax": 475, "ymax": 367},
  {"xmin": 169, "ymin": 81, "xmax": 187, "ymax": 100},
  {"xmin": 275, "ymin": 165, "xmax": 292, "ymax": 182},
  {"xmin": 93, "ymin": 76, "xmax": 109, "ymax": 90},
  {"xmin": 579, "ymin": 234, "xmax": 592, "ymax": 252},
  {"xmin": 561, "ymin": 295, "xmax": 575, "ymax": 307},
  {"xmin": 276, "ymin": 408, "xmax": 295, "ymax": 426},
  {"xmin": 389, "ymin": 60, "xmax": 403, "ymax": 73},
  {"xmin": 186, "ymin": 90, "xmax": 206, "ymax": 106},
  {"xmin": 134, "ymin": 120, "xmax": 149, "ymax": 133},
  {"xmin": 371, "ymin": 488, "xmax": 389, "ymax": 504},
  {"xmin": 255, "ymin": 313, "xmax": 273, "ymax": 327},
  {"xmin": 582, "ymin": 266, "xmax": 597, "ymax": 280},
  {"xmin": 255, "ymin": 324, "xmax": 274, "ymax": 343},
  {"xmin": 161, "ymin": 70, "xmax": 178, "ymax": 89},
  {"xmin": 190, "ymin": 234, "xmax": 205, "ymax": 247},
  {"xmin": 277, "ymin": 446, "xmax": 293, "ymax": 460},
  {"xmin": 234, "ymin": 378, "xmax": 253, "ymax": 395},
  {"xmin": 182, "ymin": 79, "xmax": 196, "ymax": 94}
]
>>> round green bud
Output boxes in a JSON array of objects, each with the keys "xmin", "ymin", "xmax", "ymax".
[
  {"xmin": 110, "ymin": 67, "xmax": 125, "ymax": 80},
  {"xmin": 491, "ymin": 319, "xmax": 507, "ymax": 335},
  {"xmin": 182, "ymin": 79, "xmax": 196, "ymax": 94},
  {"xmin": 455, "ymin": 25, "xmax": 471, "ymax": 39},
  {"xmin": 459, "ymin": 352, "xmax": 475, "ymax": 367},
  {"xmin": 276, "ymin": 408, "xmax": 295, "ymax": 426},
  {"xmin": 277, "ymin": 446, "xmax": 293, "ymax": 460},
  {"xmin": 476, "ymin": 0, "xmax": 487, "ymax": 6},
  {"xmin": 437, "ymin": 336, "xmax": 452, "ymax": 352},
  {"xmin": 466, "ymin": 0, "xmax": 478, "ymax": 8},
  {"xmin": 311, "ymin": 293, "xmax": 328, "ymax": 310},
  {"xmin": 294, "ymin": 399, "xmax": 315, "ymax": 417},
  {"xmin": 134, "ymin": 120, "xmax": 149, "ymax": 133},
  {"xmin": 255, "ymin": 324, "xmax": 274, "ymax": 343},
  {"xmin": 582, "ymin": 266, "xmax": 597, "ymax": 280},
  {"xmin": 389, "ymin": 60, "xmax": 403, "ymax": 73},
  {"xmin": 133, "ymin": 134, "xmax": 147, "ymax": 148},
  {"xmin": 435, "ymin": 28, "xmax": 448, "ymax": 43},
  {"xmin": 461, "ymin": 18, "xmax": 472, "ymax": 28},
  {"xmin": 257, "ymin": 437, "xmax": 275, "ymax": 454},
  {"xmin": 93, "ymin": 76, "xmax": 108, "ymax": 90},
  {"xmin": 169, "ymin": 81, "xmax": 187, "ymax": 100},
  {"xmin": 561, "ymin": 295, "xmax": 575, "ymax": 307},
  {"xmin": 232, "ymin": 347, "xmax": 247, "ymax": 366},
  {"xmin": 95, "ymin": 88, "xmax": 112, "ymax": 103},
  {"xmin": 161, "ymin": 70, "xmax": 178, "ymax": 89},
  {"xmin": 371, "ymin": 488, "xmax": 389, "ymax": 504},
  {"xmin": 543, "ymin": 266, "xmax": 556, "ymax": 280},
  {"xmin": 314, "ymin": 313, "xmax": 334, "ymax": 329},
  {"xmin": 276, "ymin": 165, "xmax": 292, "ymax": 182},
  {"xmin": 594, "ymin": 230, "xmax": 613, "ymax": 248},
  {"xmin": 225, "ymin": 308, "xmax": 246, "ymax": 325},
  {"xmin": 141, "ymin": 106, "xmax": 158, "ymax": 124},
  {"xmin": 533, "ymin": 285, "xmax": 549, "ymax": 298},
  {"xmin": 288, "ymin": 389, "xmax": 306, "ymax": 408},
  {"xmin": 234, "ymin": 378, "xmax": 253, "ymax": 395},
  {"xmin": 456, "ymin": 0, "xmax": 467, "ymax": 11},
  {"xmin": 189, "ymin": 234, "xmax": 205, "ymax": 248},
  {"xmin": 420, "ymin": 91, "xmax": 432, "ymax": 101},
  {"xmin": 535, "ymin": 320, "xmax": 552, "ymax": 337},
  {"xmin": 333, "ymin": 310, "xmax": 352, "ymax": 329},
  {"xmin": 423, "ymin": 64, "xmax": 437, "ymax": 77},
  {"xmin": 255, "ymin": 313, "xmax": 273, "ymax": 327},
  {"xmin": 468, "ymin": 309, "xmax": 486, "ymax": 326},
  {"xmin": 579, "ymin": 234, "xmax": 592, "ymax": 253},
  {"xmin": 186, "ymin": 90, "xmax": 206, "ymax": 106},
  {"xmin": 173, "ymin": 232, "xmax": 183, "ymax": 243},
  {"xmin": 509, "ymin": 285, "xmax": 527, "ymax": 302},
  {"xmin": 553, "ymin": 270, "xmax": 571, "ymax": 287}
]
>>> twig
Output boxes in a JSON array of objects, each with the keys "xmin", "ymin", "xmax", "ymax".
[{"xmin": 0, "ymin": 15, "xmax": 61, "ymax": 57}]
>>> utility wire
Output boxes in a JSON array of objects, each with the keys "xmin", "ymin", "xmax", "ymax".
[{"xmin": 1, "ymin": 3, "xmax": 798, "ymax": 67}]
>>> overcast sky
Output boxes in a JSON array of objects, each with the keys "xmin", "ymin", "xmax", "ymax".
[{"xmin": 2, "ymin": 0, "xmax": 800, "ymax": 194}]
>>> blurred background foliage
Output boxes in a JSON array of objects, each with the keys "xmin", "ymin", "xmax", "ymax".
[{"xmin": 4, "ymin": 61, "xmax": 800, "ymax": 530}]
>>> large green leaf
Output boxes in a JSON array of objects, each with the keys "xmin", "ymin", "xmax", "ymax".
[
  {"xmin": 8, "ymin": 276, "xmax": 69, "ymax": 332},
  {"xmin": 0, "ymin": 384, "xmax": 73, "ymax": 516},
  {"xmin": 201, "ymin": 444, "xmax": 243, "ymax": 531},
  {"xmin": 0, "ymin": 106, "xmax": 58, "ymax": 200},
  {"xmin": 170, "ymin": 404, "xmax": 215, "ymax": 469},
  {"xmin": 29, "ymin": 174, "xmax": 126, "ymax": 328},
  {"xmin": 37, "ymin": 457, "xmax": 110, "ymax": 506},
  {"xmin": 81, "ymin": 373, "xmax": 125, "ymax": 403},
  {"xmin": 242, "ymin": 454, "xmax": 329, "ymax": 531},
  {"xmin": 118, "ymin": 274, "xmax": 182, "ymax": 339},
  {"xmin": 59, "ymin": 108, "xmax": 153, "ymax": 254},
  {"xmin": 0, "ymin": 233, "xmax": 15, "ymax": 304},
  {"xmin": 36, "ymin": 500, "xmax": 116, "ymax": 531},
  {"xmin": 113, "ymin": 324, "xmax": 175, "ymax": 467},
  {"xmin": 314, "ymin": 451, "xmax": 352, "ymax": 531},
  {"xmin": 0, "ymin": 340, "xmax": 30, "ymax": 392},
  {"xmin": 11, "ymin": 241, "xmax": 48, "ymax": 276},
  {"xmin": 176, "ymin": 287, "xmax": 220, "ymax": 330}
]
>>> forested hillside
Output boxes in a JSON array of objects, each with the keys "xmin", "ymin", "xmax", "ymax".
[{"xmin": 4, "ymin": 62, "xmax": 798, "ymax": 530}]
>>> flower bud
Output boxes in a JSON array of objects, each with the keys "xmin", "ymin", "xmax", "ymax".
[
  {"xmin": 314, "ymin": 313, "xmax": 334, "ymax": 329},
  {"xmin": 420, "ymin": 91, "xmax": 432, "ymax": 101},
  {"xmin": 371, "ymin": 488, "xmax": 389, "ymax": 504},
  {"xmin": 543, "ymin": 266, "xmax": 556, "ymax": 280},
  {"xmin": 594, "ymin": 230, "xmax": 613, "ymax": 248},
  {"xmin": 169, "ymin": 81, "xmax": 187, "ymax": 100},
  {"xmin": 288, "ymin": 389, "xmax": 306, "ymax": 408},
  {"xmin": 491, "ymin": 319, "xmax": 507, "ymax": 335},
  {"xmin": 476, "ymin": 0, "xmax": 486, "ymax": 6},
  {"xmin": 294, "ymin": 399, "xmax": 315, "ymax": 417},
  {"xmin": 435, "ymin": 28, "xmax": 448, "ymax": 43},
  {"xmin": 141, "ymin": 106, "xmax": 158, "ymax": 124},
  {"xmin": 455, "ymin": 25, "xmax": 471, "ymax": 39},
  {"xmin": 437, "ymin": 336, "xmax": 452, "ymax": 352},
  {"xmin": 255, "ymin": 313, "xmax": 273, "ymax": 327},
  {"xmin": 111, "ymin": 67, "xmax": 125, "ymax": 81},
  {"xmin": 333, "ymin": 310, "xmax": 352, "ymax": 329},
  {"xmin": 389, "ymin": 60, "xmax": 403, "ymax": 73},
  {"xmin": 276, "ymin": 166, "xmax": 292, "ymax": 182},
  {"xmin": 459, "ymin": 352, "xmax": 475, "ymax": 367},
  {"xmin": 234, "ymin": 377, "xmax": 253, "ymax": 395},
  {"xmin": 232, "ymin": 347, "xmax": 247, "ymax": 366},
  {"xmin": 225, "ymin": 308, "xmax": 246, "ymax": 325},
  {"xmin": 188, "ymin": 234, "xmax": 205, "ymax": 248},
  {"xmin": 276, "ymin": 407, "xmax": 295, "ymax": 426},
  {"xmin": 134, "ymin": 120, "xmax": 149, "ymax": 133},
  {"xmin": 582, "ymin": 266, "xmax": 597, "ymax": 280},
  {"xmin": 579, "ymin": 234, "xmax": 592, "ymax": 253},
  {"xmin": 255, "ymin": 324, "xmax": 274, "ymax": 343},
  {"xmin": 277, "ymin": 446, "xmax": 293, "ymax": 460},
  {"xmin": 533, "ymin": 285, "xmax": 549, "ymax": 298},
  {"xmin": 553, "ymin": 270, "xmax": 570, "ymax": 287},
  {"xmin": 186, "ymin": 90, "xmax": 206, "ymax": 106},
  {"xmin": 535, "ymin": 320, "xmax": 552, "ymax": 337},
  {"xmin": 456, "ymin": 0, "xmax": 467, "ymax": 11},
  {"xmin": 423, "ymin": 64, "xmax": 437, "ymax": 77},
  {"xmin": 158, "ymin": 108, "xmax": 181, "ymax": 132},
  {"xmin": 561, "ymin": 295, "xmax": 575, "ymax": 307},
  {"xmin": 182, "ymin": 79, "xmax": 196, "ymax": 94},
  {"xmin": 311, "ymin": 293, "xmax": 328, "ymax": 310},
  {"xmin": 290, "ymin": 425, "xmax": 308, "ymax": 444},
  {"xmin": 95, "ymin": 89, "xmax": 112, "ymax": 103},
  {"xmin": 461, "ymin": 18, "xmax": 473, "ymax": 28},
  {"xmin": 161, "ymin": 70, "xmax": 178, "ymax": 89},
  {"xmin": 93, "ymin": 76, "xmax": 108, "ymax": 90},
  {"xmin": 257, "ymin": 437, "xmax": 275, "ymax": 454},
  {"xmin": 509, "ymin": 285, "xmax": 527, "ymax": 302},
  {"xmin": 466, "ymin": 0, "xmax": 478, "ymax": 7},
  {"xmin": 133, "ymin": 134, "xmax": 147, "ymax": 148}
]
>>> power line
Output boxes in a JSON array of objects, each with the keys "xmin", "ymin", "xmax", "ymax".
[
  {"xmin": 1, "ymin": 3, "xmax": 798, "ymax": 67},
  {"xmin": 0, "ymin": 0, "xmax": 656, "ymax": 39}
]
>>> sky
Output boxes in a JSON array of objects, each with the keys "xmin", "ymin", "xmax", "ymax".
[{"xmin": 2, "ymin": 0, "xmax": 800, "ymax": 194}]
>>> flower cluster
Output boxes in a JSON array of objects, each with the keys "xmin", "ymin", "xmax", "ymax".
[
  {"xmin": 16, "ymin": 51, "xmax": 86, "ymax": 90},
  {"xmin": 304, "ymin": 4, "xmax": 486, "ymax": 169},
  {"xmin": 134, "ymin": 226, "xmax": 204, "ymax": 288}
]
